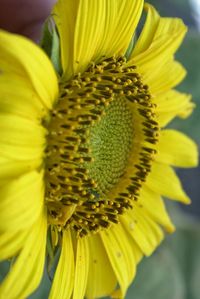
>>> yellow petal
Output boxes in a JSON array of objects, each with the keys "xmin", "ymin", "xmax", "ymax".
[
  {"xmin": 156, "ymin": 90, "xmax": 194, "ymax": 127},
  {"xmin": 130, "ymin": 238, "xmax": 143, "ymax": 264},
  {"xmin": 116, "ymin": 222, "xmax": 143, "ymax": 265},
  {"xmin": 0, "ymin": 157, "xmax": 41, "ymax": 181},
  {"xmin": 146, "ymin": 162, "xmax": 190, "ymax": 204},
  {"xmin": 86, "ymin": 234, "xmax": 117, "ymax": 299},
  {"xmin": 146, "ymin": 60, "xmax": 186, "ymax": 94},
  {"xmin": 52, "ymin": 0, "xmax": 78, "ymax": 78},
  {"xmin": 139, "ymin": 187, "xmax": 175, "ymax": 233},
  {"xmin": 49, "ymin": 230, "xmax": 74, "ymax": 299},
  {"xmin": 53, "ymin": 0, "xmax": 143, "ymax": 78},
  {"xmin": 0, "ymin": 113, "xmax": 46, "ymax": 161},
  {"xmin": 0, "ymin": 30, "xmax": 58, "ymax": 111},
  {"xmin": 156, "ymin": 130, "xmax": 198, "ymax": 167},
  {"xmin": 129, "ymin": 4, "xmax": 187, "ymax": 91},
  {"xmin": 0, "ymin": 73, "xmax": 48, "ymax": 122},
  {"xmin": 0, "ymin": 213, "xmax": 47, "ymax": 299},
  {"xmin": 0, "ymin": 230, "xmax": 28, "ymax": 261},
  {"xmin": 131, "ymin": 2, "xmax": 160, "ymax": 56},
  {"xmin": 132, "ymin": 3, "xmax": 187, "ymax": 61},
  {"xmin": 0, "ymin": 31, "xmax": 57, "ymax": 183},
  {"xmin": 96, "ymin": 0, "xmax": 143, "ymax": 58},
  {"xmin": 0, "ymin": 170, "xmax": 44, "ymax": 231},
  {"xmin": 73, "ymin": 236, "xmax": 89, "ymax": 299},
  {"xmin": 101, "ymin": 224, "xmax": 137, "ymax": 298},
  {"xmin": 121, "ymin": 207, "xmax": 163, "ymax": 256}
]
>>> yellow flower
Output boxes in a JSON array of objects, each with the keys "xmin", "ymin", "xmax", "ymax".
[{"xmin": 0, "ymin": 1, "xmax": 198, "ymax": 298}]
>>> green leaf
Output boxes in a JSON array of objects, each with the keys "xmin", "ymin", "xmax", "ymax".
[
  {"xmin": 125, "ymin": 36, "xmax": 135, "ymax": 60},
  {"xmin": 40, "ymin": 17, "xmax": 62, "ymax": 75}
]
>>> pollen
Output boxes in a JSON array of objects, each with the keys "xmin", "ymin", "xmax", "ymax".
[{"xmin": 44, "ymin": 56, "xmax": 159, "ymax": 237}]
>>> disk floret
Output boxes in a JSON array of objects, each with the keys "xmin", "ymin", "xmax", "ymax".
[{"xmin": 45, "ymin": 56, "xmax": 159, "ymax": 237}]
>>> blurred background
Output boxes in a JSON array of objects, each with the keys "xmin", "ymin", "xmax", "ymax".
[{"xmin": 0, "ymin": 0, "xmax": 199, "ymax": 298}]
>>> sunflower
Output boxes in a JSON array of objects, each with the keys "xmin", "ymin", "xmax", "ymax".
[{"xmin": 0, "ymin": 1, "xmax": 198, "ymax": 298}]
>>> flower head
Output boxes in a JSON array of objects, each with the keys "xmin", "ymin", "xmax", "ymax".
[{"xmin": 0, "ymin": 1, "xmax": 198, "ymax": 298}]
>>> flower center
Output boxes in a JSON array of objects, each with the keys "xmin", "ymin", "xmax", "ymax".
[
  {"xmin": 45, "ymin": 56, "xmax": 159, "ymax": 237},
  {"xmin": 88, "ymin": 97, "xmax": 133, "ymax": 194}
]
